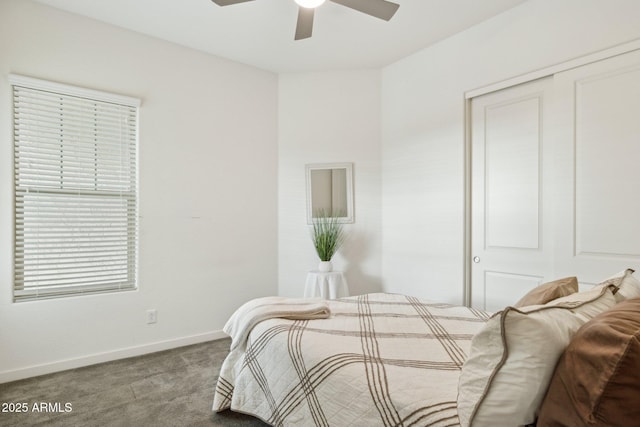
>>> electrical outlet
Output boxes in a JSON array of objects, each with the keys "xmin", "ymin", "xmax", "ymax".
[{"xmin": 146, "ymin": 309, "xmax": 157, "ymax": 324}]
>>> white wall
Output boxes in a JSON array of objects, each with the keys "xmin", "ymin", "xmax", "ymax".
[
  {"xmin": 278, "ymin": 71, "xmax": 382, "ymax": 298},
  {"xmin": 381, "ymin": 0, "xmax": 640, "ymax": 304},
  {"xmin": 0, "ymin": 0, "xmax": 278, "ymax": 382}
]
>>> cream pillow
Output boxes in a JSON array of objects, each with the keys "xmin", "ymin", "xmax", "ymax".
[
  {"xmin": 546, "ymin": 283, "xmax": 618, "ymax": 320},
  {"xmin": 602, "ymin": 268, "xmax": 640, "ymax": 302},
  {"xmin": 457, "ymin": 285, "xmax": 617, "ymax": 427}
]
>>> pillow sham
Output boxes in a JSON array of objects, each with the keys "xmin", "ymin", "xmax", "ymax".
[
  {"xmin": 537, "ymin": 297, "xmax": 640, "ymax": 426},
  {"xmin": 513, "ymin": 276, "xmax": 578, "ymax": 308},
  {"xmin": 605, "ymin": 268, "xmax": 640, "ymax": 302},
  {"xmin": 457, "ymin": 285, "xmax": 617, "ymax": 427}
]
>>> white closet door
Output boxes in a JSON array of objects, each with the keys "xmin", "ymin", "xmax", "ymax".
[
  {"xmin": 471, "ymin": 78, "xmax": 553, "ymax": 311},
  {"xmin": 553, "ymin": 50, "xmax": 640, "ymax": 285}
]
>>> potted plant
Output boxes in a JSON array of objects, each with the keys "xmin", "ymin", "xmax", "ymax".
[{"xmin": 311, "ymin": 210, "xmax": 345, "ymax": 272}]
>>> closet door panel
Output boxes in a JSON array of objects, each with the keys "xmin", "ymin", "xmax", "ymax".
[
  {"xmin": 470, "ymin": 78, "xmax": 552, "ymax": 311},
  {"xmin": 485, "ymin": 96, "xmax": 541, "ymax": 250},
  {"xmin": 575, "ymin": 67, "xmax": 640, "ymax": 256},
  {"xmin": 554, "ymin": 50, "xmax": 640, "ymax": 283}
]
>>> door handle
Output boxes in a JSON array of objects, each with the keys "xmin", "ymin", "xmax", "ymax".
[{"xmin": 473, "ymin": 256, "xmax": 480, "ymax": 263}]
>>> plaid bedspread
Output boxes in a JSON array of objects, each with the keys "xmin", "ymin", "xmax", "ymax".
[{"xmin": 213, "ymin": 293, "xmax": 489, "ymax": 426}]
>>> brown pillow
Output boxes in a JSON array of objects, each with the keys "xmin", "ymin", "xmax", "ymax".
[
  {"xmin": 513, "ymin": 276, "xmax": 578, "ymax": 307},
  {"xmin": 537, "ymin": 297, "xmax": 640, "ymax": 426}
]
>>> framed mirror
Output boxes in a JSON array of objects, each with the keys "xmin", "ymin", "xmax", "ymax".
[{"xmin": 306, "ymin": 162, "xmax": 354, "ymax": 224}]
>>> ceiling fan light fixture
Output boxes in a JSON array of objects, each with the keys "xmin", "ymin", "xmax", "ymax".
[{"xmin": 295, "ymin": 0, "xmax": 325, "ymax": 9}]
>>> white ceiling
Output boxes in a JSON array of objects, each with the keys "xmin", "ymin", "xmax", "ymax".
[{"xmin": 35, "ymin": 0, "xmax": 527, "ymax": 73}]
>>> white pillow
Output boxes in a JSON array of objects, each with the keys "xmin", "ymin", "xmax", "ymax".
[
  {"xmin": 603, "ymin": 268, "xmax": 640, "ymax": 302},
  {"xmin": 457, "ymin": 285, "xmax": 617, "ymax": 427}
]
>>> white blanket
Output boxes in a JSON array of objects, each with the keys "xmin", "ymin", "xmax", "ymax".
[{"xmin": 223, "ymin": 296, "xmax": 331, "ymax": 351}]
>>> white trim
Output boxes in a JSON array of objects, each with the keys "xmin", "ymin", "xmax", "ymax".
[
  {"xmin": 0, "ymin": 330, "xmax": 227, "ymax": 384},
  {"xmin": 8, "ymin": 73, "xmax": 141, "ymax": 107},
  {"xmin": 462, "ymin": 96, "xmax": 472, "ymax": 307},
  {"xmin": 465, "ymin": 38, "xmax": 640, "ymax": 99}
]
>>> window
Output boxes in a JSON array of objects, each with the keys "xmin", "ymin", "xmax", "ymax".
[{"xmin": 10, "ymin": 75, "xmax": 140, "ymax": 302}]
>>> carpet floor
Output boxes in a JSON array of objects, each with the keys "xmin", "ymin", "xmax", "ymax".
[{"xmin": 0, "ymin": 338, "xmax": 269, "ymax": 426}]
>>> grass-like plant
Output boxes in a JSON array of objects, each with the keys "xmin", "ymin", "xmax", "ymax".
[{"xmin": 311, "ymin": 210, "xmax": 346, "ymax": 262}]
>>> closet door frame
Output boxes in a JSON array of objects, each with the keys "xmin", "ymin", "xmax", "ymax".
[{"xmin": 462, "ymin": 39, "xmax": 640, "ymax": 307}]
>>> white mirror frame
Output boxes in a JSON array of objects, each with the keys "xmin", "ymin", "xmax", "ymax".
[{"xmin": 306, "ymin": 162, "xmax": 354, "ymax": 224}]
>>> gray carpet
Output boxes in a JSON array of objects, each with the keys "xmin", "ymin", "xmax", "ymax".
[{"xmin": 0, "ymin": 338, "xmax": 269, "ymax": 426}]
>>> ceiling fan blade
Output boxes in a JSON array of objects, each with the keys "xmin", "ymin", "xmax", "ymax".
[
  {"xmin": 330, "ymin": 0, "xmax": 399, "ymax": 21},
  {"xmin": 295, "ymin": 7, "xmax": 315, "ymax": 40},
  {"xmin": 211, "ymin": 0, "xmax": 255, "ymax": 6}
]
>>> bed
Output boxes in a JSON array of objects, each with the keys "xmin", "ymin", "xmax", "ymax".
[{"xmin": 213, "ymin": 270, "xmax": 640, "ymax": 427}]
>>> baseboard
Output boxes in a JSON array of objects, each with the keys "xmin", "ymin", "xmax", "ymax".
[{"xmin": 0, "ymin": 330, "xmax": 228, "ymax": 384}]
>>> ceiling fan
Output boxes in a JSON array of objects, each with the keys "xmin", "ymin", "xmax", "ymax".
[{"xmin": 210, "ymin": 0, "xmax": 400, "ymax": 40}]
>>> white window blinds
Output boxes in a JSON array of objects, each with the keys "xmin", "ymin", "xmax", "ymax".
[{"xmin": 11, "ymin": 75, "xmax": 140, "ymax": 302}]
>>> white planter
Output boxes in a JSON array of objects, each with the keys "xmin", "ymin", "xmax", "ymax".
[{"xmin": 318, "ymin": 261, "xmax": 333, "ymax": 272}]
